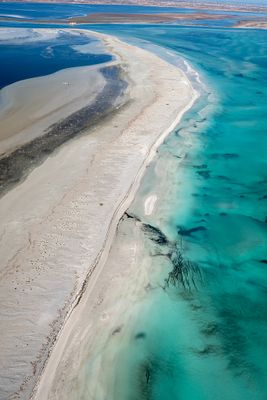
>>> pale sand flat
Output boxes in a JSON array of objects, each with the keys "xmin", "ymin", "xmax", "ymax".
[
  {"xmin": 0, "ymin": 29, "xmax": 197, "ymax": 399},
  {"xmin": 0, "ymin": 65, "xmax": 107, "ymax": 156}
]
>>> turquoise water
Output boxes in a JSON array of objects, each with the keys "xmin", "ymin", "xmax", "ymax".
[
  {"xmin": 91, "ymin": 25, "xmax": 267, "ymax": 399},
  {"xmin": 1, "ymin": 2, "xmax": 261, "ymax": 20},
  {"xmin": 1, "ymin": 2, "xmax": 267, "ymax": 31},
  {"xmin": 1, "ymin": 6, "xmax": 267, "ymax": 398}
]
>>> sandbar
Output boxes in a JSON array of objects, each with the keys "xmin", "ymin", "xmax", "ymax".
[{"xmin": 0, "ymin": 29, "xmax": 197, "ymax": 399}]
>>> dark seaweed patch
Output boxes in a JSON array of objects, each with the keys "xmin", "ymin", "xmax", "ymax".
[
  {"xmin": 201, "ymin": 322, "xmax": 219, "ymax": 337},
  {"xmin": 193, "ymin": 164, "xmax": 208, "ymax": 169},
  {"xmin": 197, "ymin": 170, "xmax": 211, "ymax": 179},
  {"xmin": 124, "ymin": 211, "xmax": 141, "ymax": 222},
  {"xmin": 141, "ymin": 222, "xmax": 203, "ymax": 291},
  {"xmin": 112, "ymin": 326, "xmax": 123, "ymax": 336},
  {"xmin": 164, "ymin": 243, "xmax": 202, "ymax": 291},
  {"xmin": 193, "ymin": 344, "xmax": 222, "ymax": 357},
  {"xmin": 178, "ymin": 226, "xmax": 207, "ymax": 237},
  {"xmin": 209, "ymin": 153, "xmax": 239, "ymax": 160},
  {"xmin": 137, "ymin": 355, "xmax": 176, "ymax": 400},
  {"xmin": 142, "ymin": 223, "xmax": 168, "ymax": 246},
  {"xmin": 135, "ymin": 332, "xmax": 146, "ymax": 340},
  {"xmin": 174, "ymin": 127, "xmax": 183, "ymax": 137},
  {"xmin": 137, "ymin": 359, "xmax": 153, "ymax": 400},
  {"xmin": 216, "ymin": 175, "xmax": 231, "ymax": 181},
  {"xmin": 213, "ymin": 294, "xmax": 264, "ymax": 377},
  {"xmin": 233, "ymin": 73, "xmax": 244, "ymax": 78}
]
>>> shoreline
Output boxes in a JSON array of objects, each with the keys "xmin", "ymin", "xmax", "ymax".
[
  {"xmin": 0, "ymin": 29, "xmax": 198, "ymax": 399},
  {"xmin": 33, "ymin": 79, "xmax": 197, "ymax": 400},
  {"xmin": 2, "ymin": 0, "xmax": 267, "ymax": 14},
  {"xmin": 0, "ymin": 63, "xmax": 127, "ymax": 196},
  {"xmin": 32, "ymin": 31, "xmax": 198, "ymax": 400},
  {"xmin": 0, "ymin": 12, "xmax": 236, "ymax": 25}
]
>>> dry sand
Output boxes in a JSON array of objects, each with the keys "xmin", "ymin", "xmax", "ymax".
[{"xmin": 0, "ymin": 29, "xmax": 197, "ymax": 399}]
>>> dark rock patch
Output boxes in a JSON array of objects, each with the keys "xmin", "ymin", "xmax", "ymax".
[
  {"xmin": 135, "ymin": 332, "xmax": 146, "ymax": 340},
  {"xmin": 178, "ymin": 226, "xmax": 207, "ymax": 237},
  {"xmin": 193, "ymin": 164, "xmax": 208, "ymax": 169},
  {"xmin": 197, "ymin": 170, "xmax": 211, "ymax": 179},
  {"xmin": 209, "ymin": 153, "xmax": 239, "ymax": 160}
]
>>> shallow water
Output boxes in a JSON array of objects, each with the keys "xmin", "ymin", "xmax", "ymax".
[
  {"xmin": 0, "ymin": 29, "xmax": 111, "ymax": 89},
  {"xmin": 89, "ymin": 25, "xmax": 267, "ymax": 400},
  {"xmin": 1, "ymin": 2, "xmax": 260, "ymax": 20},
  {"xmin": 1, "ymin": 6, "xmax": 267, "ymax": 399}
]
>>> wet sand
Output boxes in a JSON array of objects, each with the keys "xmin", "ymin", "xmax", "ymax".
[
  {"xmin": 1, "ymin": 0, "xmax": 267, "ymax": 13},
  {"xmin": 235, "ymin": 20, "xmax": 267, "ymax": 29},
  {"xmin": 0, "ymin": 29, "xmax": 197, "ymax": 399},
  {"xmin": 0, "ymin": 12, "xmax": 235, "ymax": 25},
  {"xmin": 0, "ymin": 65, "xmax": 107, "ymax": 155},
  {"xmin": 0, "ymin": 64, "xmax": 126, "ymax": 196}
]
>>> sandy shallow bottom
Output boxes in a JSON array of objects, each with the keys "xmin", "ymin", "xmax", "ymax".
[{"xmin": 0, "ymin": 29, "xmax": 197, "ymax": 400}]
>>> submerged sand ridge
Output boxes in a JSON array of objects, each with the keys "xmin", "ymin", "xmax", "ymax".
[{"xmin": 0, "ymin": 29, "xmax": 197, "ymax": 399}]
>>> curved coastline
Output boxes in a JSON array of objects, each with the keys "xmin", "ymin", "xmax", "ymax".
[
  {"xmin": 32, "ymin": 31, "xmax": 199, "ymax": 400},
  {"xmin": 0, "ymin": 29, "xmax": 198, "ymax": 399}
]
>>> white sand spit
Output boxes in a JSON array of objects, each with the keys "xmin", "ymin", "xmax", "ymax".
[{"xmin": 0, "ymin": 29, "xmax": 197, "ymax": 400}]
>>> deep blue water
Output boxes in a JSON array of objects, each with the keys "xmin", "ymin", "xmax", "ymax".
[
  {"xmin": 0, "ymin": 30, "xmax": 111, "ymax": 89},
  {"xmin": 0, "ymin": 2, "xmax": 266, "ymax": 24},
  {"xmin": 0, "ymin": 2, "xmax": 253, "ymax": 19},
  {"xmin": 1, "ymin": 4, "xmax": 267, "ymax": 399}
]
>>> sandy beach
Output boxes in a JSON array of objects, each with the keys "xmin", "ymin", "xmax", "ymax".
[{"xmin": 0, "ymin": 29, "xmax": 197, "ymax": 399}]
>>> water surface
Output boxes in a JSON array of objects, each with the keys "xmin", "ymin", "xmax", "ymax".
[
  {"xmin": 92, "ymin": 24, "xmax": 267, "ymax": 400},
  {"xmin": 1, "ymin": 6, "xmax": 267, "ymax": 399},
  {"xmin": 0, "ymin": 29, "xmax": 111, "ymax": 89}
]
